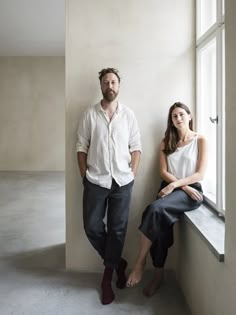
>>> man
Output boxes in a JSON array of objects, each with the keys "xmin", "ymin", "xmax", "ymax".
[{"xmin": 76, "ymin": 68, "xmax": 141, "ymax": 305}]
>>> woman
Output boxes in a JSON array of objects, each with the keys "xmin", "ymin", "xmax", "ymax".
[{"xmin": 126, "ymin": 102, "xmax": 207, "ymax": 297}]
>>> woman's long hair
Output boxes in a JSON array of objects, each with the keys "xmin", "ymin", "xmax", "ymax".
[{"xmin": 163, "ymin": 102, "xmax": 193, "ymax": 155}]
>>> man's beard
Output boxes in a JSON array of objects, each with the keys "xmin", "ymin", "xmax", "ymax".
[{"xmin": 102, "ymin": 89, "xmax": 118, "ymax": 102}]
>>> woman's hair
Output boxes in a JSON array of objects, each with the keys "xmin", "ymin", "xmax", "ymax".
[{"xmin": 163, "ymin": 102, "xmax": 193, "ymax": 155}]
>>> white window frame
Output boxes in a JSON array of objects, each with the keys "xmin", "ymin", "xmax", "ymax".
[{"xmin": 196, "ymin": 0, "xmax": 225, "ymax": 215}]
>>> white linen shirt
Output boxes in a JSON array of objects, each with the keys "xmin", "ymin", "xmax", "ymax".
[{"xmin": 76, "ymin": 102, "xmax": 142, "ymax": 189}]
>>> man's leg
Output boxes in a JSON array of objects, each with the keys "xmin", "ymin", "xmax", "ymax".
[
  {"xmin": 105, "ymin": 180, "xmax": 134, "ymax": 268},
  {"xmin": 83, "ymin": 177, "xmax": 108, "ymax": 259},
  {"xmin": 101, "ymin": 180, "xmax": 133, "ymax": 303},
  {"xmin": 83, "ymin": 178, "xmax": 114, "ymax": 305}
]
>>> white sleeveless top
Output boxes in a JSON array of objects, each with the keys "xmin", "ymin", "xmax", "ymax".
[{"xmin": 167, "ymin": 134, "xmax": 198, "ymax": 179}]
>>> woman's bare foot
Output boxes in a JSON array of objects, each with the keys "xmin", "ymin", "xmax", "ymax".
[
  {"xmin": 126, "ymin": 262, "xmax": 145, "ymax": 287},
  {"xmin": 143, "ymin": 268, "xmax": 164, "ymax": 297}
]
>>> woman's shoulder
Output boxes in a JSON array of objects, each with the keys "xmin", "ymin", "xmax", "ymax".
[
  {"xmin": 160, "ymin": 138, "xmax": 165, "ymax": 149},
  {"xmin": 196, "ymin": 133, "xmax": 207, "ymax": 141},
  {"xmin": 196, "ymin": 133, "xmax": 207, "ymax": 147}
]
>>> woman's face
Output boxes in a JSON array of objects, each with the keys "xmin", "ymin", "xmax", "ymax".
[{"xmin": 171, "ymin": 107, "xmax": 191, "ymax": 130}]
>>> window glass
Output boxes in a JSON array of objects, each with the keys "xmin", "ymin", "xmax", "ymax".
[
  {"xmin": 197, "ymin": 0, "xmax": 225, "ymax": 214},
  {"xmin": 222, "ymin": 27, "xmax": 225, "ymax": 210},
  {"xmin": 197, "ymin": 0, "xmax": 217, "ymax": 37},
  {"xmin": 197, "ymin": 38, "xmax": 217, "ymax": 203}
]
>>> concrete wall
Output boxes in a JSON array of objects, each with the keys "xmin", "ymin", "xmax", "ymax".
[
  {"xmin": 175, "ymin": 1, "xmax": 236, "ymax": 314},
  {"xmin": 0, "ymin": 57, "xmax": 65, "ymax": 171},
  {"xmin": 66, "ymin": 0, "xmax": 194, "ymax": 271}
]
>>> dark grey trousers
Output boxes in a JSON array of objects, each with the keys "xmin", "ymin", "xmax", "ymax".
[
  {"xmin": 83, "ymin": 177, "xmax": 134, "ymax": 268},
  {"xmin": 139, "ymin": 182, "xmax": 203, "ymax": 268}
]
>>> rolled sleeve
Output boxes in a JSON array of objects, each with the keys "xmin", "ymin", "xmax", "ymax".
[
  {"xmin": 76, "ymin": 135, "xmax": 89, "ymax": 153},
  {"xmin": 129, "ymin": 115, "xmax": 142, "ymax": 153},
  {"xmin": 76, "ymin": 110, "xmax": 91, "ymax": 153}
]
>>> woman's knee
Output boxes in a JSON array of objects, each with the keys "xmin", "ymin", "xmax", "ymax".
[{"xmin": 144, "ymin": 201, "xmax": 163, "ymax": 218}]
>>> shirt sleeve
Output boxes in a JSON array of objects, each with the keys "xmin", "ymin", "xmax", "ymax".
[
  {"xmin": 76, "ymin": 109, "xmax": 91, "ymax": 153},
  {"xmin": 128, "ymin": 112, "xmax": 142, "ymax": 153}
]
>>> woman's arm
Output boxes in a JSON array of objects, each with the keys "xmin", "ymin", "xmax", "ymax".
[{"xmin": 159, "ymin": 140, "xmax": 178, "ymax": 183}]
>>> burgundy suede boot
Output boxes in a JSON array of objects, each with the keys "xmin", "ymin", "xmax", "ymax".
[
  {"xmin": 101, "ymin": 267, "xmax": 114, "ymax": 305},
  {"xmin": 116, "ymin": 258, "xmax": 128, "ymax": 289}
]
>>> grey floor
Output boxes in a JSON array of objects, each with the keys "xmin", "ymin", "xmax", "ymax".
[{"xmin": 0, "ymin": 171, "xmax": 191, "ymax": 315}]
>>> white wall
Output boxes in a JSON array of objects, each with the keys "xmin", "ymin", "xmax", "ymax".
[
  {"xmin": 0, "ymin": 57, "xmax": 65, "ymax": 171},
  {"xmin": 175, "ymin": 1, "xmax": 236, "ymax": 314},
  {"xmin": 66, "ymin": 0, "xmax": 194, "ymax": 271}
]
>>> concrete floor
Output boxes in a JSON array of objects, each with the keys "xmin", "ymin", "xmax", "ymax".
[{"xmin": 0, "ymin": 171, "xmax": 191, "ymax": 315}]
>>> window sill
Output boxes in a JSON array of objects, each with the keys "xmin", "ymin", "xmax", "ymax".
[{"xmin": 183, "ymin": 203, "xmax": 225, "ymax": 262}]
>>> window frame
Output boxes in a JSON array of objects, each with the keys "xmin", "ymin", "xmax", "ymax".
[{"xmin": 196, "ymin": 0, "xmax": 225, "ymax": 215}]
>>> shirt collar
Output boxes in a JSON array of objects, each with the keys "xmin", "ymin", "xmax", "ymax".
[{"xmin": 96, "ymin": 101, "xmax": 123, "ymax": 114}]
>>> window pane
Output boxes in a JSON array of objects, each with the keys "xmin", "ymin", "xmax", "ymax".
[
  {"xmin": 222, "ymin": 28, "xmax": 225, "ymax": 210},
  {"xmin": 197, "ymin": 38, "xmax": 216, "ymax": 203},
  {"xmin": 197, "ymin": 0, "xmax": 217, "ymax": 37}
]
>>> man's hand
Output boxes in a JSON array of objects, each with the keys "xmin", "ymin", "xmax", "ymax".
[{"xmin": 77, "ymin": 152, "xmax": 87, "ymax": 178}]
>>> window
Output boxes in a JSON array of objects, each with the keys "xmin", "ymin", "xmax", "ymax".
[{"xmin": 196, "ymin": 0, "xmax": 225, "ymax": 214}]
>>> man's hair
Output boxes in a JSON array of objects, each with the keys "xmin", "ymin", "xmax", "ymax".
[{"xmin": 98, "ymin": 68, "xmax": 121, "ymax": 83}]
